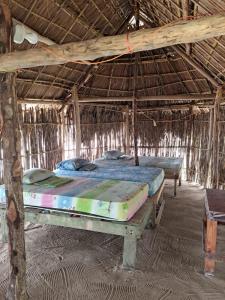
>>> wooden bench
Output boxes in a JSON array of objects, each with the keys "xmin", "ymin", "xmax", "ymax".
[
  {"xmin": 203, "ymin": 189, "xmax": 225, "ymax": 276},
  {"xmin": 0, "ymin": 183, "xmax": 164, "ymax": 270}
]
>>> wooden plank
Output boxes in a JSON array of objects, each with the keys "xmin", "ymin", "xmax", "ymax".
[
  {"xmin": 0, "ymin": 1, "xmax": 28, "ymax": 299},
  {"xmin": 1, "ymin": 14, "xmax": 225, "ymax": 71}
]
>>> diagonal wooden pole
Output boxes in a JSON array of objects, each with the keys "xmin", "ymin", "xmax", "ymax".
[{"xmin": 0, "ymin": 1, "xmax": 27, "ymax": 299}]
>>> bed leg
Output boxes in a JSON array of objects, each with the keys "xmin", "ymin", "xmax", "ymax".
[
  {"xmin": 179, "ymin": 176, "xmax": 181, "ymax": 186},
  {"xmin": 123, "ymin": 235, "xmax": 137, "ymax": 270},
  {"xmin": 204, "ymin": 218, "xmax": 217, "ymax": 276},
  {"xmin": 0, "ymin": 211, "xmax": 8, "ymax": 243},
  {"xmin": 150, "ymin": 203, "xmax": 156, "ymax": 229},
  {"xmin": 174, "ymin": 178, "xmax": 177, "ymax": 197}
]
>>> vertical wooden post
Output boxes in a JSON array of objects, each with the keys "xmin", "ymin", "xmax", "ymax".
[
  {"xmin": 0, "ymin": 1, "xmax": 28, "ymax": 299},
  {"xmin": 212, "ymin": 87, "xmax": 223, "ymax": 188},
  {"xmin": 124, "ymin": 106, "xmax": 130, "ymax": 154},
  {"xmin": 182, "ymin": 0, "xmax": 191, "ymax": 55},
  {"xmin": 204, "ymin": 109, "xmax": 213, "ymax": 187},
  {"xmin": 61, "ymin": 109, "xmax": 65, "ymax": 160},
  {"xmin": 96, "ymin": 107, "xmax": 100, "ymax": 158},
  {"xmin": 72, "ymin": 87, "xmax": 81, "ymax": 157},
  {"xmin": 132, "ymin": 1, "xmax": 140, "ymax": 166},
  {"xmin": 186, "ymin": 113, "xmax": 193, "ymax": 181}
]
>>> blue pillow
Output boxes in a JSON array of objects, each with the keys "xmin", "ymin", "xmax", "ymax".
[
  {"xmin": 103, "ymin": 150, "xmax": 124, "ymax": 160},
  {"xmin": 56, "ymin": 158, "xmax": 89, "ymax": 171}
]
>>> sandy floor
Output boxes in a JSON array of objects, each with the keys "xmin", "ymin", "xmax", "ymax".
[{"xmin": 0, "ymin": 181, "xmax": 225, "ymax": 299}]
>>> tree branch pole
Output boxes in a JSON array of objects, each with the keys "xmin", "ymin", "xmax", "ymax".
[
  {"xmin": 204, "ymin": 109, "xmax": 213, "ymax": 187},
  {"xmin": 0, "ymin": 1, "xmax": 27, "ymax": 299},
  {"xmin": 182, "ymin": 0, "xmax": 191, "ymax": 55},
  {"xmin": 1, "ymin": 14, "xmax": 225, "ymax": 71},
  {"xmin": 125, "ymin": 106, "xmax": 130, "ymax": 154},
  {"xmin": 72, "ymin": 87, "xmax": 81, "ymax": 157},
  {"xmin": 132, "ymin": 1, "xmax": 140, "ymax": 166},
  {"xmin": 212, "ymin": 86, "xmax": 223, "ymax": 188}
]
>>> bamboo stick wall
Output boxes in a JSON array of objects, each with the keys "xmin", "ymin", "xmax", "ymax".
[{"xmin": 0, "ymin": 105, "xmax": 224, "ymax": 188}]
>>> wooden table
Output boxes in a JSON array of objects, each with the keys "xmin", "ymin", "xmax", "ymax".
[
  {"xmin": 0, "ymin": 184, "xmax": 164, "ymax": 270},
  {"xmin": 203, "ymin": 189, "xmax": 225, "ymax": 276}
]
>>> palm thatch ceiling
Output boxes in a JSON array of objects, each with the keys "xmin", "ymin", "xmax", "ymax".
[{"xmin": 11, "ymin": 0, "xmax": 225, "ymax": 108}]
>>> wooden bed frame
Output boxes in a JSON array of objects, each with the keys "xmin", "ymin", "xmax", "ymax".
[
  {"xmin": 0, "ymin": 183, "xmax": 164, "ymax": 270},
  {"xmin": 203, "ymin": 189, "xmax": 225, "ymax": 276}
]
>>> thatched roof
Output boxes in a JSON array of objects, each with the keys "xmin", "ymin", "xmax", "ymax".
[{"xmin": 12, "ymin": 0, "xmax": 225, "ymax": 108}]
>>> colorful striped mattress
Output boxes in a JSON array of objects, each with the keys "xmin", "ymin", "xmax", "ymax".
[
  {"xmin": 0, "ymin": 177, "xmax": 148, "ymax": 221},
  {"xmin": 94, "ymin": 156, "xmax": 183, "ymax": 178},
  {"xmin": 55, "ymin": 166, "xmax": 164, "ymax": 197}
]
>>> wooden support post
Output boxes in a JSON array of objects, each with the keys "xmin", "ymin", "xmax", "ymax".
[
  {"xmin": 182, "ymin": 0, "xmax": 191, "ymax": 55},
  {"xmin": 132, "ymin": 1, "xmax": 140, "ymax": 166},
  {"xmin": 123, "ymin": 235, "xmax": 137, "ymax": 270},
  {"xmin": 72, "ymin": 87, "xmax": 81, "ymax": 157},
  {"xmin": 204, "ymin": 109, "xmax": 213, "ymax": 187},
  {"xmin": 212, "ymin": 87, "xmax": 223, "ymax": 188},
  {"xmin": 125, "ymin": 106, "xmax": 130, "ymax": 154},
  {"xmin": 61, "ymin": 109, "xmax": 66, "ymax": 160},
  {"xmin": 96, "ymin": 107, "xmax": 100, "ymax": 158},
  {"xmin": 0, "ymin": 1, "xmax": 27, "ymax": 299},
  {"xmin": 204, "ymin": 218, "xmax": 218, "ymax": 276}
]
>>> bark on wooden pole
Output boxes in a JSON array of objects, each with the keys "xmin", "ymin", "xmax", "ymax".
[
  {"xmin": 204, "ymin": 109, "xmax": 213, "ymax": 187},
  {"xmin": 125, "ymin": 106, "xmax": 130, "ymax": 154},
  {"xmin": 1, "ymin": 13, "xmax": 225, "ymax": 71},
  {"xmin": 212, "ymin": 87, "xmax": 223, "ymax": 188},
  {"xmin": 182, "ymin": 0, "xmax": 191, "ymax": 55},
  {"xmin": 132, "ymin": 1, "xmax": 140, "ymax": 166},
  {"xmin": 0, "ymin": 1, "xmax": 27, "ymax": 299},
  {"xmin": 17, "ymin": 94, "xmax": 216, "ymax": 105},
  {"xmin": 72, "ymin": 87, "xmax": 81, "ymax": 157}
]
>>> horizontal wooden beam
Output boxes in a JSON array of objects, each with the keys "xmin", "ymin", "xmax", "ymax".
[
  {"xmin": 2, "ymin": 14, "xmax": 225, "ymax": 71},
  {"xmin": 18, "ymin": 94, "xmax": 216, "ymax": 105},
  {"xmin": 78, "ymin": 94, "xmax": 216, "ymax": 102}
]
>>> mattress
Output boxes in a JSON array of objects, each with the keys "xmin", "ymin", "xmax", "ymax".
[
  {"xmin": 94, "ymin": 156, "xmax": 183, "ymax": 178},
  {"xmin": 55, "ymin": 166, "xmax": 164, "ymax": 197},
  {"xmin": 0, "ymin": 177, "xmax": 148, "ymax": 222}
]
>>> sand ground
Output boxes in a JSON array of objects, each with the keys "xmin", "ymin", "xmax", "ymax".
[{"xmin": 0, "ymin": 181, "xmax": 225, "ymax": 299}]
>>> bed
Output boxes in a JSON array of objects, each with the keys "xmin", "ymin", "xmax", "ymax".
[
  {"xmin": 55, "ymin": 166, "xmax": 165, "ymax": 228},
  {"xmin": 0, "ymin": 177, "xmax": 164, "ymax": 269},
  {"xmin": 0, "ymin": 177, "xmax": 149, "ymax": 222},
  {"xmin": 94, "ymin": 156, "xmax": 183, "ymax": 196}
]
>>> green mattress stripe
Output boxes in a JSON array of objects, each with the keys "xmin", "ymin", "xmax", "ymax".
[{"xmin": 79, "ymin": 180, "xmax": 118, "ymax": 199}]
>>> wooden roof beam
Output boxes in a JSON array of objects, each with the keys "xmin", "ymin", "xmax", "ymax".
[
  {"xmin": 1, "ymin": 13, "xmax": 225, "ymax": 72},
  {"xmin": 182, "ymin": 0, "xmax": 191, "ymax": 55},
  {"xmin": 18, "ymin": 94, "xmax": 216, "ymax": 105}
]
